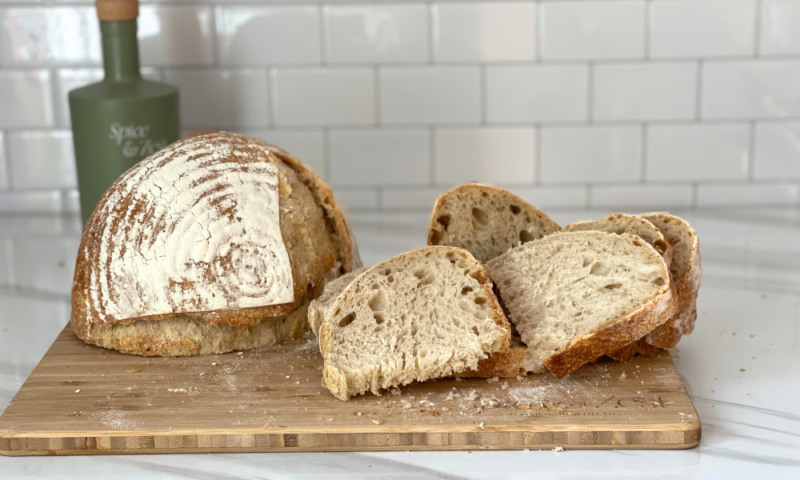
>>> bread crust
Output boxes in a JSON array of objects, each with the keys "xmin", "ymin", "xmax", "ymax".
[
  {"xmin": 455, "ymin": 345, "xmax": 527, "ymax": 378},
  {"xmin": 640, "ymin": 213, "xmax": 702, "ymax": 350},
  {"xmin": 544, "ymin": 272, "xmax": 673, "ymax": 379},
  {"xmin": 71, "ymin": 131, "xmax": 356, "ymax": 356}
]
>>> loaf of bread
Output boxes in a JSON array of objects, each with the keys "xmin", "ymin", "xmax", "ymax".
[
  {"xmin": 71, "ymin": 131, "xmax": 358, "ymax": 356},
  {"xmin": 320, "ymin": 247, "xmax": 511, "ymax": 400},
  {"xmin": 485, "ymin": 231, "xmax": 673, "ymax": 378},
  {"xmin": 428, "ymin": 184, "xmax": 560, "ymax": 262}
]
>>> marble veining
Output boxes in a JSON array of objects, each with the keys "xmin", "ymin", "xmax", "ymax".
[{"xmin": 0, "ymin": 208, "xmax": 799, "ymax": 478}]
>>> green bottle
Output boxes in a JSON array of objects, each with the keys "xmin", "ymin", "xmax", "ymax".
[{"xmin": 69, "ymin": 0, "xmax": 179, "ymax": 224}]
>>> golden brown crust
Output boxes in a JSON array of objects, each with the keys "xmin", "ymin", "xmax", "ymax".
[
  {"xmin": 77, "ymin": 297, "xmax": 312, "ymax": 356},
  {"xmin": 256, "ymin": 140, "xmax": 358, "ymax": 274},
  {"xmin": 455, "ymin": 345, "xmax": 527, "ymax": 378},
  {"xmin": 544, "ymin": 285, "xmax": 673, "ymax": 379},
  {"xmin": 71, "ymin": 131, "xmax": 354, "ymax": 356}
]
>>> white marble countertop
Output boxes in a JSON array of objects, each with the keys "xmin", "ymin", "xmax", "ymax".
[{"xmin": 0, "ymin": 208, "xmax": 798, "ymax": 478}]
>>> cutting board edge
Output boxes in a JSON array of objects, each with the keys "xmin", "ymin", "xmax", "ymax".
[{"xmin": 0, "ymin": 423, "xmax": 701, "ymax": 456}]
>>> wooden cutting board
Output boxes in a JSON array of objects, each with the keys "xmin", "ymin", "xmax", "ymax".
[{"xmin": 0, "ymin": 325, "xmax": 700, "ymax": 455}]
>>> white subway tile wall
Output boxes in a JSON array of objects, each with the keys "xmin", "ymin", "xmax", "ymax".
[
  {"xmin": 2, "ymin": 0, "xmax": 799, "ymax": 214},
  {"xmin": 326, "ymin": 5, "xmax": 429, "ymax": 63},
  {"xmin": 431, "ymin": 3, "xmax": 536, "ymax": 62}
]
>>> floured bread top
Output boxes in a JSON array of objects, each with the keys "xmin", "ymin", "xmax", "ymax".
[{"xmin": 74, "ymin": 133, "xmax": 294, "ymax": 330}]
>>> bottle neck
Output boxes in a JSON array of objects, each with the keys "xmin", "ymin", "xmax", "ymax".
[{"xmin": 101, "ymin": 20, "xmax": 141, "ymax": 82}]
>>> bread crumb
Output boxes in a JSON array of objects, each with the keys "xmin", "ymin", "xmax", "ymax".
[
  {"xmin": 619, "ymin": 372, "xmax": 627, "ymax": 380},
  {"xmin": 553, "ymin": 446, "xmax": 564, "ymax": 452},
  {"xmin": 740, "ymin": 368, "xmax": 746, "ymax": 372},
  {"xmin": 501, "ymin": 382, "xmax": 509, "ymax": 390},
  {"xmin": 372, "ymin": 420, "xmax": 382, "ymax": 425},
  {"xmin": 487, "ymin": 377, "xmax": 499, "ymax": 383},
  {"xmin": 211, "ymin": 362, "xmax": 217, "ymax": 366},
  {"xmin": 390, "ymin": 387, "xmax": 402, "ymax": 396},
  {"xmin": 455, "ymin": 377, "xmax": 464, "ymax": 382},
  {"xmin": 479, "ymin": 422, "xmax": 485, "ymax": 429},
  {"xmin": 516, "ymin": 376, "xmax": 525, "ymax": 381},
  {"xmin": 75, "ymin": 389, "xmax": 80, "ymax": 393},
  {"xmin": 357, "ymin": 412, "xmax": 362, "ymax": 416},
  {"xmin": 126, "ymin": 368, "xmax": 141, "ymax": 374},
  {"xmin": 403, "ymin": 403, "xmax": 411, "ymax": 410},
  {"xmin": 237, "ymin": 352, "xmax": 244, "ymax": 355},
  {"xmin": 328, "ymin": 418, "xmax": 333, "ymax": 422}
]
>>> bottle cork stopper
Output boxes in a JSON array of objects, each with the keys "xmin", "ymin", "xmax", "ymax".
[{"xmin": 96, "ymin": 0, "xmax": 139, "ymax": 22}]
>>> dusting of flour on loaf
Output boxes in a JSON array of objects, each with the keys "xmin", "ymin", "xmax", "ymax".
[{"xmin": 81, "ymin": 133, "xmax": 294, "ymax": 328}]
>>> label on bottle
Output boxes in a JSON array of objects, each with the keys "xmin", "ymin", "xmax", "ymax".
[{"xmin": 108, "ymin": 122, "xmax": 169, "ymax": 159}]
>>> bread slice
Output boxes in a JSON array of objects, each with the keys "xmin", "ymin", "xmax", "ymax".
[
  {"xmin": 428, "ymin": 184, "xmax": 560, "ymax": 262},
  {"xmin": 640, "ymin": 213, "xmax": 702, "ymax": 349},
  {"xmin": 485, "ymin": 231, "xmax": 672, "ymax": 379},
  {"xmin": 320, "ymin": 247, "xmax": 511, "ymax": 401},
  {"xmin": 308, "ymin": 267, "xmax": 366, "ymax": 337},
  {"xmin": 562, "ymin": 214, "xmax": 673, "ymax": 268},
  {"xmin": 311, "ymin": 266, "xmax": 526, "ymax": 378},
  {"xmin": 562, "ymin": 214, "xmax": 676, "ymax": 361}
]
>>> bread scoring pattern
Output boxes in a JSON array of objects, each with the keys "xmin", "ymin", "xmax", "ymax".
[{"xmin": 76, "ymin": 133, "xmax": 294, "ymax": 329}]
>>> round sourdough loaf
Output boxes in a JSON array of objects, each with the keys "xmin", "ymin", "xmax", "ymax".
[{"xmin": 71, "ymin": 131, "xmax": 359, "ymax": 356}]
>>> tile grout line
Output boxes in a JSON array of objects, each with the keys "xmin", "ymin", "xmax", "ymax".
[
  {"xmin": 534, "ymin": 126, "xmax": 541, "ymax": 186},
  {"xmin": 429, "ymin": 126, "xmax": 436, "ymax": 187},
  {"xmin": 427, "ymin": 2, "xmax": 435, "ymax": 65},
  {"xmin": 535, "ymin": 0, "xmax": 543, "ymax": 61},
  {"xmin": 5, "ymin": 239, "xmax": 15, "ymax": 287},
  {"xmin": 754, "ymin": 0, "xmax": 763, "ymax": 57},
  {"xmin": 644, "ymin": 0, "xmax": 651, "ymax": 60},
  {"xmin": 748, "ymin": 121, "xmax": 757, "ymax": 182},
  {"xmin": 210, "ymin": 5, "xmax": 221, "ymax": 69},
  {"xmin": 640, "ymin": 124, "xmax": 648, "ymax": 183},
  {"xmin": 373, "ymin": 66, "xmax": 381, "ymax": 127},
  {"xmin": 480, "ymin": 65, "xmax": 488, "ymax": 126},
  {"xmin": 267, "ymin": 67, "xmax": 276, "ymax": 128},
  {"xmin": 319, "ymin": 4, "xmax": 328, "ymax": 66},
  {"xmin": 695, "ymin": 60, "xmax": 704, "ymax": 120},
  {"xmin": 587, "ymin": 62, "xmax": 594, "ymax": 123},
  {"xmin": 48, "ymin": 67, "xmax": 64, "ymax": 130},
  {"xmin": 322, "ymin": 127, "xmax": 331, "ymax": 183},
  {"xmin": 586, "ymin": 184, "xmax": 593, "ymax": 209},
  {"xmin": 1, "ymin": 129, "xmax": 12, "ymax": 191}
]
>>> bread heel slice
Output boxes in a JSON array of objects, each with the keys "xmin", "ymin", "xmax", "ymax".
[
  {"xmin": 428, "ymin": 183, "xmax": 560, "ymax": 262},
  {"xmin": 320, "ymin": 246, "xmax": 511, "ymax": 401},
  {"xmin": 486, "ymin": 231, "xmax": 672, "ymax": 379},
  {"xmin": 640, "ymin": 213, "xmax": 702, "ymax": 350}
]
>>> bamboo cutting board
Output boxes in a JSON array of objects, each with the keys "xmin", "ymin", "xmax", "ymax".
[{"xmin": 0, "ymin": 325, "xmax": 700, "ymax": 455}]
